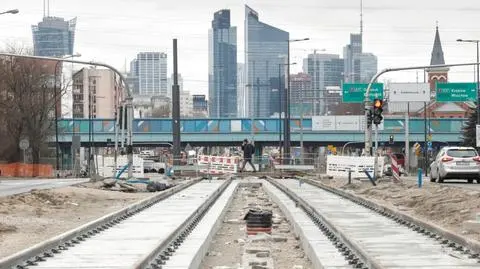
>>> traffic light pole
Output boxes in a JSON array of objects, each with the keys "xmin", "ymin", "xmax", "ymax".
[
  {"xmin": 365, "ymin": 62, "xmax": 480, "ymax": 156},
  {"xmin": 374, "ymin": 123, "xmax": 379, "ymax": 180}
]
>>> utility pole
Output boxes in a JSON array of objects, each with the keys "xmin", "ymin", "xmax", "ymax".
[
  {"xmin": 284, "ymin": 51, "xmax": 290, "ymax": 164},
  {"xmin": 172, "ymin": 39, "xmax": 181, "ymax": 175},
  {"xmin": 313, "ymin": 49, "xmax": 317, "ymax": 116},
  {"xmin": 405, "ymin": 102, "xmax": 410, "ymax": 175},
  {"xmin": 278, "ymin": 64, "xmax": 283, "ymax": 155}
]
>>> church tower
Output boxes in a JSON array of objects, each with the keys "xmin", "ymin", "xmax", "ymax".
[{"xmin": 427, "ymin": 24, "xmax": 449, "ymax": 93}]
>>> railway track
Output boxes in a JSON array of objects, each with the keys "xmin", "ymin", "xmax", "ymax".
[
  {"xmin": 0, "ymin": 178, "xmax": 234, "ymax": 269},
  {"xmin": 266, "ymin": 177, "xmax": 480, "ymax": 269}
]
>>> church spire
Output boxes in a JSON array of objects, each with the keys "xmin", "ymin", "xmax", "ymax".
[{"xmin": 430, "ymin": 23, "xmax": 445, "ymax": 65}]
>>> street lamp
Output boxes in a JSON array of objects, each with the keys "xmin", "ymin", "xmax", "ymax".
[
  {"xmin": 284, "ymin": 37, "xmax": 309, "ymax": 164},
  {"xmin": 0, "ymin": 9, "xmax": 19, "ymax": 15},
  {"xmin": 457, "ymin": 38, "xmax": 480, "ymax": 124},
  {"xmin": 54, "ymin": 53, "xmax": 81, "ymax": 176},
  {"xmin": 277, "ymin": 62, "xmax": 296, "ymax": 160}
]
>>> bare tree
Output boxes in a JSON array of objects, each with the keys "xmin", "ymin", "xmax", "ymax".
[
  {"xmin": 151, "ymin": 105, "xmax": 171, "ymax": 118},
  {"xmin": 0, "ymin": 45, "xmax": 68, "ymax": 164}
]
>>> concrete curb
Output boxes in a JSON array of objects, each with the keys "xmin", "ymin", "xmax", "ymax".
[
  {"xmin": 0, "ymin": 178, "xmax": 202, "ymax": 268},
  {"xmin": 262, "ymin": 181, "xmax": 325, "ymax": 269},
  {"xmin": 301, "ymin": 177, "xmax": 480, "ymax": 255},
  {"xmin": 133, "ymin": 178, "xmax": 233, "ymax": 268},
  {"xmin": 267, "ymin": 177, "xmax": 386, "ymax": 269},
  {"xmin": 187, "ymin": 181, "xmax": 240, "ymax": 268}
]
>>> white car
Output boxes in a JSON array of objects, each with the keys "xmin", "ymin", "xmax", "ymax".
[{"xmin": 429, "ymin": 146, "xmax": 480, "ymax": 183}]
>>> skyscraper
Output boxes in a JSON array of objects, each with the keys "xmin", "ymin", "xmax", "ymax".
[
  {"xmin": 209, "ymin": 9, "xmax": 237, "ymax": 118},
  {"xmin": 32, "ymin": 16, "xmax": 76, "ymax": 57},
  {"xmin": 359, "ymin": 53, "xmax": 378, "ymax": 83},
  {"xmin": 130, "ymin": 52, "xmax": 168, "ymax": 97},
  {"xmin": 343, "ymin": 33, "xmax": 362, "ymax": 83},
  {"xmin": 237, "ymin": 63, "xmax": 246, "ymax": 117},
  {"xmin": 303, "ymin": 53, "xmax": 344, "ymax": 115},
  {"xmin": 342, "ymin": 1, "xmax": 378, "ymax": 84},
  {"xmin": 245, "ymin": 5, "xmax": 289, "ymax": 118}
]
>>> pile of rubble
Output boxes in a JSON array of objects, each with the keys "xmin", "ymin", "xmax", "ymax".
[{"xmin": 98, "ymin": 179, "xmax": 175, "ymax": 193}]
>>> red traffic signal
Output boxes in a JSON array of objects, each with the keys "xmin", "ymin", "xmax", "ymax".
[
  {"xmin": 373, "ymin": 99, "xmax": 383, "ymax": 108},
  {"xmin": 373, "ymin": 99, "xmax": 384, "ymax": 125}
]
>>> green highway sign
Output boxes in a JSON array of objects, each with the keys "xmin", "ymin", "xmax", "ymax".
[
  {"xmin": 436, "ymin": 82, "xmax": 477, "ymax": 102},
  {"xmin": 342, "ymin": 83, "xmax": 384, "ymax": 103}
]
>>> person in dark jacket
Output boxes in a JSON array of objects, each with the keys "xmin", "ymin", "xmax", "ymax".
[{"xmin": 239, "ymin": 139, "xmax": 256, "ymax": 172}]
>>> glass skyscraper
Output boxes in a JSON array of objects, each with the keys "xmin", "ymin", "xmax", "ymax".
[
  {"xmin": 245, "ymin": 5, "xmax": 289, "ymax": 118},
  {"xmin": 32, "ymin": 16, "xmax": 76, "ymax": 57},
  {"xmin": 208, "ymin": 9, "xmax": 237, "ymax": 118}
]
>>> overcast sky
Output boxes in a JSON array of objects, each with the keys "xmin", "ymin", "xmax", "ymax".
[{"xmin": 1, "ymin": 0, "xmax": 480, "ymax": 98}]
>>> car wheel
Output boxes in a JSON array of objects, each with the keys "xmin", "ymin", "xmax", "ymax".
[
  {"xmin": 468, "ymin": 179, "xmax": 474, "ymax": 184},
  {"xmin": 438, "ymin": 175, "xmax": 444, "ymax": 183},
  {"xmin": 429, "ymin": 171, "xmax": 436, "ymax": 182}
]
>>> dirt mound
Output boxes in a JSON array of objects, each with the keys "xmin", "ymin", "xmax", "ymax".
[
  {"xmin": 0, "ymin": 223, "xmax": 17, "ymax": 233},
  {"xmin": 0, "ymin": 189, "xmax": 69, "ymax": 208}
]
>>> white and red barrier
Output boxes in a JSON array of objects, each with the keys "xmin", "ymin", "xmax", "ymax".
[
  {"xmin": 391, "ymin": 156, "xmax": 401, "ymax": 183},
  {"xmin": 197, "ymin": 155, "xmax": 240, "ymax": 174}
]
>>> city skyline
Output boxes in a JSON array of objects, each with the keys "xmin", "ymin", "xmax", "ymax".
[{"xmin": 1, "ymin": 0, "xmax": 480, "ymax": 98}]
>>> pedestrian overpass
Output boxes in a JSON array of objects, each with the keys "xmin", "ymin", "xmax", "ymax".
[{"xmin": 53, "ymin": 117, "xmax": 465, "ymax": 147}]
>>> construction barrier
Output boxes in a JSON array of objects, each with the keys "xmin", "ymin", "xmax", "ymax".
[
  {"xmin": 327, "ymin": 156, "xmax": 384, "ymax": 179},
  {"xmin": 197, "ymin": 155, "xmax": 240, "ymax": 174},
  {"xmin": 391, "ymin": 156, "xmax": 401, "ymax": 183},
  {"xmin": 95, "ymin": 155, "xmax": 144, "ymax": 178},
  {"xmin": 0, "ymin": 163, "xmax": 54, "ymax": 178}
]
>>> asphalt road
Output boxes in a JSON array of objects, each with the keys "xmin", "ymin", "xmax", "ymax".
[{"xmin": 0, "ymin": 178, "xmax": 89, "ymax": 197}]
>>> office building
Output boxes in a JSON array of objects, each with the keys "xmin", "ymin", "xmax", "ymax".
[
  {"xmin": 290, "ymin": 73, "xmax": 312, "ymax": 117},
  {"xmin": 72, "ymin": 68, "xmax": 118, "ymax": 119},
  {"xmin": 343, "ymin": 33, "xmax": 362, "ymax": 83},
  {"xmin": 237, "ymin": 63, "xmax": 246, "ymax": 117},
  {"xmin": 179, "ymin": 90, "xmax": 193, "ymax": 118},
  {"xmin": 129, "ymin": 52, "xmax": 168, "ymax": 96},
  {"xmin": 208, "ymin": 9, "xmax": 237, "ymax": 118},
  {"xmin": 32, "ymin": 16, "xmax": 76, "ymax": 57},
  {"xmin": 193, "ymin": 94, "xmax": 208, "ymax": 117},
  {"xmin": 245, "ymin": 5, "xmax": 288, "ymax": 117},
  {"xmin": 303, "ymin": 53, "xmax": 344, "ymax": 115},
  {"xmin": 359, "ymin": 53, "xmax": 378, "ymax": 83}
]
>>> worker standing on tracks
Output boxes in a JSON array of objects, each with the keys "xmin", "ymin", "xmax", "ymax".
[{"xmin": 239, "ymin": 139, "xmax": 256, "ymax": 172}]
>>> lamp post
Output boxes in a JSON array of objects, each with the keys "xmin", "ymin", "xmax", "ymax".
[
  {"xmin": 457, "ymin": 39, "xmax": 480, "ymax": 124},
  {"xmin": 284, "ymin": 37, "xmax": 309, "ymax": 164},
  {"xmin": 54, "ymin": 53, "xmax": 81, "ymax": 176},
  {"xmin": 0, "ymin": 9, "xmax": 19, "ymax": 15},
  {"xmin": 277, "ymin": 62, "xmax": 296, "ymax": 160}
]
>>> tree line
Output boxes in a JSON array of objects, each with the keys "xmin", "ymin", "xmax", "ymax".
[{"xmin": 0, "ymin": 47, "xmax": 66, "ymax": 164}]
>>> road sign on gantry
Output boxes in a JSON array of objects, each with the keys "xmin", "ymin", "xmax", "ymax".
[
  {"xmin": 342, "ymin": 83, "xmax": 384, "ymax": 103},
  {"xmin": 436, "ymin": 82, "xmax": 477, "ymax": 102},
  {"xmin": 389, "ymin": 83, "xmax": 430, "ymax": 102}
]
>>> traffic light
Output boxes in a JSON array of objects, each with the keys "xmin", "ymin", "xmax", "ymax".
[
  {"xmin": 373, "ymin": 99, "xmax": 384, "ymax": 125},
  {"xmin": 367, "ymin": 109, "xmax": 373, "ymax": 128},
  {"xmin": 389, "ymin": 135, "xmax": 394, "ymax": 144}
]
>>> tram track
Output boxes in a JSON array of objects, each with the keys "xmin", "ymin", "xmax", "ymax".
[
  {"xmin": 266, "ymin": 177, "xmax": 480, "ymax": 268},
  {"xmin": 0, "ymin": 178, "xmax": 233, "ymax": 269}
]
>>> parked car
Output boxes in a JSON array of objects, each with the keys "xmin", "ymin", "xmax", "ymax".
[{"xmin": 429, "ymin": 146, "xmax": 480, "ymax": 183}]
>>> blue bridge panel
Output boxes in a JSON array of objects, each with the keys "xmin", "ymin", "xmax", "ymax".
[{"xmin": 54, "ymin": 117, "xmax": 467, "ymax": 144}]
